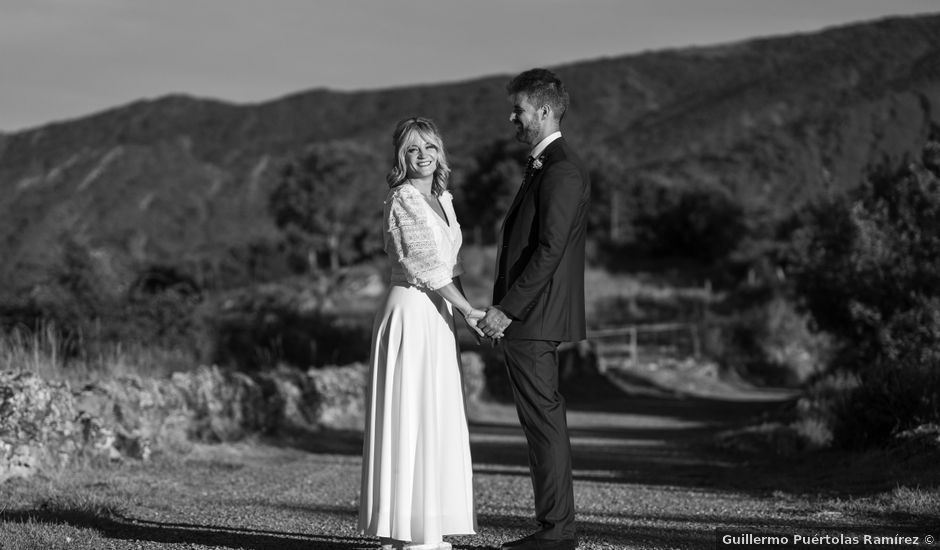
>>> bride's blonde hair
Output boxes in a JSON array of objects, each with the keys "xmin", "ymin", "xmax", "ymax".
[{"xmin": 386, "ymin": 117, "xmax": 451, "ymax": 196}]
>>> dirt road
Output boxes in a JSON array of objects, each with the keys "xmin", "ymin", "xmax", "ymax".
[{"xmin": 1, "ymin": 381, "xmax": 934, "ymax": 549}]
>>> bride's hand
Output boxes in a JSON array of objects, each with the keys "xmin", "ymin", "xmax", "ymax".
[
  {"xmin": 466, "ymin": 308, "xmax": 486, "ymax": 322},
  {"xmin": 464, "ymin": 308, "xmax": 486, "ymax": 340}
]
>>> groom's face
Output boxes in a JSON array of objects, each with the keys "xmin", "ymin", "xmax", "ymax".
[{"xmin": 509, "ymin": 93, "xmax": 542, "ymax": 146}]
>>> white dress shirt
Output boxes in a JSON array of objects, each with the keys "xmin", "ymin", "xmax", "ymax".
[{"xmin": 529, "ymin": 131, "xmax": 562, "ymax": 160}]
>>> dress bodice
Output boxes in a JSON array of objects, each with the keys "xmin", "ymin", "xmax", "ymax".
[{"xmin": 384, "ymin": 184, "xmax": 463, "ymax": 290}]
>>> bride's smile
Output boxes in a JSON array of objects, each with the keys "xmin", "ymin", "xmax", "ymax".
[{"xmin": 405, "ymin": 140, "xmax": 439, "ymax": 178}]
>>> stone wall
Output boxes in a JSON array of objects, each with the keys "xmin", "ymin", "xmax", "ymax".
[
  {"xmin": 0, "ymin": 363, "xmax": 367, "ymax": 483},
  {"xmin": 1, "ymin": 351, "xmax": 487, "ymax": 483}
]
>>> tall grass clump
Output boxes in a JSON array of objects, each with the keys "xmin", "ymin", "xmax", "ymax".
[
  {"xmin": 0, "ymin": 322, "xmax": 185, "ymax": 384},
  {"xmin": 788, "ymin": 141, "xmax": 940, "ymax": 448},
  {"xmin": 0, "ymin": 323, "xmax": 67, "ymax": 378}
]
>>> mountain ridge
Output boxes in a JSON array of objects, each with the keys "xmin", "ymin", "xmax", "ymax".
[{"xmin": 1, "ymin": 13, "xmax": 939, "ymax": 292}]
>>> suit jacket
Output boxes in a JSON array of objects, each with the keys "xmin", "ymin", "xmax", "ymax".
[{"xmin": 493, "ymin": 137, "xmax": 590, "ymax": 342}]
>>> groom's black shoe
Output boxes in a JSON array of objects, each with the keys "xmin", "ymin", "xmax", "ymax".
[{"xmin": 499, "ymin": 534, "xmax": 577, "ymax": 550}]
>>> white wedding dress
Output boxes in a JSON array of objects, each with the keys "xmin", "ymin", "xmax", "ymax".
[{"xmin": 359, "ymin": 184, "xmax": 476, "ymax": 547}]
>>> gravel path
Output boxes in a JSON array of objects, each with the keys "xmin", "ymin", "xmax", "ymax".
[{"xmin": 2, "ymin": 385, "xmax": 935, "ymax": 549}]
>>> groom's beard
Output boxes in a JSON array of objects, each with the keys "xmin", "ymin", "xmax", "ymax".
[{"xmin": 515, "ymin": 122, "xmax": 539, "ymax": 145}]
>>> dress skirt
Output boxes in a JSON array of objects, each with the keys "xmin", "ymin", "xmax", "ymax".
[{"xmin": 359, "ymin": 283, "xmax": 476, "ymax": 543}]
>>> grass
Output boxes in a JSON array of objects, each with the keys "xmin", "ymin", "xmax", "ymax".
[
  {"xmin": 0, "ymin": 322, "xmax": 65, "ymax": 378},
  {"xmin": 883, "ymin": 486, "xmax": 940, "ymax": 516},
  {"xmin": 0, "ymin": 517, "xmax": 109, "ymax": 550},
  {"xmin": 814, "ymin": 485, "xmax": 940, "ymax": 530},
  {"xmin": 0, "ymin": 466, "xmax": 132, "ymax": 550},
  {"xmin": 0, "ymin": 322, "xmax": 186, "ymax": 384}
]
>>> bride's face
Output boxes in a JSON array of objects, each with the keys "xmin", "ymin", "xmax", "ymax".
[{"xmin": 404, "ymin": 137, "xmax": 439, "ymax": 179}]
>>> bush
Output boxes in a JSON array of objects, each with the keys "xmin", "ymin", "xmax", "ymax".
[
  {"xmin": 788, "ymin": 142, "xmax": 940, "ymax": 447},
  {"xmin": 707, "ymin": 294, "xmax": 830, "ymax": 387},
  {"xmin": 0, "ymin": 239, "xmax": 207, "ymax": 371},
  {"xmin": 200, "ymin": 281, "xmax": 373, "ymax": 371},
  {"xmin": 834, "ymin": 356, "xmax": 940, "ymax": 448}
]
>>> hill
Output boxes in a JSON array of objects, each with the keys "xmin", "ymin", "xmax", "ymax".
[{"xmin": 1, "ymin": 14, "xmax": 939, "ymax": 293}]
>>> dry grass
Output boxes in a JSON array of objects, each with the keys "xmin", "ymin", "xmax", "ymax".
[
  {"xmin": 0, "ymin": 322, "xmax": 186, "ymax": 385},
  {"xmin": 0, "ymin": 323, "xmax": 66, "ymax": 378},
  {"xmin": 880, "ymin": 486, "xmax": 940, "ymax": 516},
  {"xmin": 821, "ymin": 485, "xmax": 940, "ymax": 522}
]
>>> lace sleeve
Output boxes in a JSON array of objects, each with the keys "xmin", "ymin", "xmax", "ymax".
[{"xmin": 385, "ymin": 187, "xmax": 453, "ymax": 290}]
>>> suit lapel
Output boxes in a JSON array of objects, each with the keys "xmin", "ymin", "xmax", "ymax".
[
  {"xmin": 500, "ymin": 139, "xmax": 564, "ymax": 235},
  {"xmin": 503, "ymin": 164, "xmax": 536, "ymax": 225}
]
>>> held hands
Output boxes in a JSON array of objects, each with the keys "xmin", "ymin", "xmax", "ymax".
[
  {"xmin": 478, "ymin": 306, "xmax": 512, "ymax": 340},
  {"xmin": 463, "ymin": 308, "xmax": 487, "ymax": 343}
]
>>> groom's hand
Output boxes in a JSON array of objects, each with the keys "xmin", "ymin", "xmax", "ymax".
[{"xmin": 479, "ymin": 306, "xmax": 512, "ymax": 339}]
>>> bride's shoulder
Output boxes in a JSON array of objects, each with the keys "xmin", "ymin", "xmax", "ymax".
[
  {"xmin": 385, "ymin": 183, "xmax": 420, "ymax": 203},
  {"xmin": 385, "ymin": 184, "xmax": 425, "ymax": 220}
]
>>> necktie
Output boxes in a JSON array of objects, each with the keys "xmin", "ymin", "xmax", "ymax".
[
  {"xmin": 520, "ymin": 156, "xmax": 536, "ymax": 193},
  {"xmin": 523, "ymin": 156, "xmax": 535, "ymax": 184}
]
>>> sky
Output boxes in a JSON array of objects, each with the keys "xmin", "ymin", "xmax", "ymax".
[{"xmin": 1, "ymin": 0, "xmax": 938, "ymax": 132}]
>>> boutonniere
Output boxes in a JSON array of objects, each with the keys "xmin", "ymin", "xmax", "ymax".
[{"xmin": 531, "ymin": 155, "xmax": 545, "ymax": 170}]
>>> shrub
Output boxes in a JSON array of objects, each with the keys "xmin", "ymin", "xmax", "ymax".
[
  {"xmin": 200, "ymin": 281, "xmax": 373, "ymax": 371},
  {"xmin": 788, "ymin": 142, "xmax": 940, "ymax": 447},
  {"xmin": 708, "ymin": 294, "xmax": 830, "ymax": 387},
  {"xmin": 633, "ymin": 182, "xmax": 746, "ymax": 263}
]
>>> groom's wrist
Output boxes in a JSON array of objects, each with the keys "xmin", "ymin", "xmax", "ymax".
[{"xmin": 493, "ymin": 305, "xmax": 516, "ymax": 321}]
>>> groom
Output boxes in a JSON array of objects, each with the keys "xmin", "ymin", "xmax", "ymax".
[{"xmin": 478, "ymin": 68, "xmax": 590, "ymax": 550}]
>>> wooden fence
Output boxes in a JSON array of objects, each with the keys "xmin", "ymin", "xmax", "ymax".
[{"xmin": 587, "ymin": 322, "xmax": 703, "ymax": 372}]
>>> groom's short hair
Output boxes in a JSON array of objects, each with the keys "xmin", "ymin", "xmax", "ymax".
[{"xmin": 507, "ymin": 68, "xmax": 569, "ymax": 122}]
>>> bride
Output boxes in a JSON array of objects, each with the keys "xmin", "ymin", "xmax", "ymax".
[{"xmin": 359, "ymin": 117, "xmax": 483, "ymax": 550}]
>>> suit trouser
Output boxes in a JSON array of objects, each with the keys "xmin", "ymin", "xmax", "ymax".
[{"xmin": 502, "ymin": 339, "xmax": 576, "ymax": 540}]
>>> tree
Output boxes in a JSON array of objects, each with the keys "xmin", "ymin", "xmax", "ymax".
[
  {"xmin": 633, "ymin": 182, "xmax": 746, "ymax": 263},
  {"xmin": 269, "ymin": 141, "xmax": 386, "ymax": 271},
  {"xmin": 453, "ymin": 139, "xmax": 527, "ymax": 244},
  {"xmin": 583, "ymin": 149, "xmax": 631, "ymax": 244}
]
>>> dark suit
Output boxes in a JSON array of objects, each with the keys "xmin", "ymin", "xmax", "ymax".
[{"xmin": 493, "ymin": 137, "xmax": 590, "ymax": 541}]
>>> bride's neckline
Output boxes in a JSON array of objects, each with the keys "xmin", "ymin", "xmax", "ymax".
[
  {"xmin": 405, "ymin": 180, "xmax": 435, "ymax": 197},
  {"xmin": 406, "ymin": 183, "xmax": 450, "ymax": 227}
]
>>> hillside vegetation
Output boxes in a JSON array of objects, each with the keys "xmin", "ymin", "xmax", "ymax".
[{"xmin": 2, "ymin": 14, "xmax": 940, "ymax": 451}]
